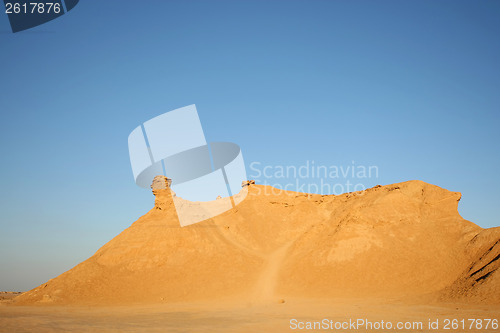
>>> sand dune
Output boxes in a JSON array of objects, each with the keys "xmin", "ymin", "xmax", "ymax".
[{"xmin": 10, "ymin": 180, "xmax": 499, "ymax": 306}]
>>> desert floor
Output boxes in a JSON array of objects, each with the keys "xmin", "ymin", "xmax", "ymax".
[{"xmin": 1, "ymin": 297, "xmax": 499, "ymax": 333}]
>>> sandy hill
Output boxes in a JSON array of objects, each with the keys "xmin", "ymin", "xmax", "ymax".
[{"xmin": 13, "ymin": 180, "xmax": 499, "ymax": 305}]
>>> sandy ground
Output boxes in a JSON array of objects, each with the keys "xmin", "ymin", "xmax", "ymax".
[{"xmin": 1, "ymin": 298, "xmax": 499, "ymax": 333}]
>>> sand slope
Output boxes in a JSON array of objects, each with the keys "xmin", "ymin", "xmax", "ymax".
[
  {"xmin": 12, "ymin": 181, "xmax": 499, "ymax": 305},
  {"xmin": 439, "ymin": 226, "xmax": 500, "ymax": 303}
]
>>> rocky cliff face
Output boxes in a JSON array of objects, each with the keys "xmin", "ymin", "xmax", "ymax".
[{"xmin": 13, "ymin": 181, "xmax": 499, "ymax": 305}]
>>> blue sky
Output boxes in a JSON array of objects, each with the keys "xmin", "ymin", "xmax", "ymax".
[{"xmin": 0, "ymin": 1, "xmax": 499, "ymax": 291}]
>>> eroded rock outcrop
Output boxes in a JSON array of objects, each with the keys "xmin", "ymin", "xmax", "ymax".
[{"xmin": 12, "ymin": 180, "xmax": 499, "ymax": 305}]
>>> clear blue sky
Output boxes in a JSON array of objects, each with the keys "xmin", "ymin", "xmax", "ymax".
[{"xmin": 0, "ymin": 1, "xmax": 499, "ymax": 291}]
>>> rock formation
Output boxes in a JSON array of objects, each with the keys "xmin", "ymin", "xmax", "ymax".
[
  {"xmin": 241, "ymin": 180, "xmax": 255, "ymax": 187},
  {"xmin": 12, "ymin": 180, "xmax": 499, "ymax": 305},
  {"xmin": 150, "ymin": 175, "xmax": 172, "ymax": 190}
]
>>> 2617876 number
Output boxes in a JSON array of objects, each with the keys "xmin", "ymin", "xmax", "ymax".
[
  {"xmin": 443, "ymin": 318, "xmax": 498, "ymax": 330},
  {"xmin": 5, "ymin": 2, "xmax": 61, "ymax": 14}
]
